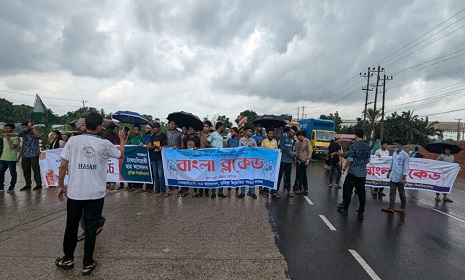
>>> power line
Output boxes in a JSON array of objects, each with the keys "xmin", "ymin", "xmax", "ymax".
[{"xmin": 0, "ymin": 89, "xmax": 82, "ymax": 102}]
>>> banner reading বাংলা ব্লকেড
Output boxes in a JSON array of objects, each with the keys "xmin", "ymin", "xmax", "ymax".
[
  {"xmin": 38, "ymin": 145, "xmax": 153, "ymax": 187},
  {"xmin": 365, "ymin": 155, "xmax": 460, "ymax": 193},
  {"xmin": 162, "ymin": 146, "xmax": 282, "ymax": 189}
]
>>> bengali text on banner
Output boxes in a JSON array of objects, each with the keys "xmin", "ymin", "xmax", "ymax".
[
  {"xmin": 365, "ymin": 156, "xmax": 460, "ymax": 193},
  {"xmin": 39, "ymin": 145, "xmax": 153, "ymax": 187},
  {"xmin": 162, "ymin": 146, "xmax": 282, "ymax": 189}
]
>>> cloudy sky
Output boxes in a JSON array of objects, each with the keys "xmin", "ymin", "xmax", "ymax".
[{"xmin": 1, "ymin": 0, "xmax": 465, "ymax": 124}]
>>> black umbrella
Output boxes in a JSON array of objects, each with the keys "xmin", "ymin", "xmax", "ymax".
[
  {"xmin": 425, "ymin": 142, "xmax": 462, "ymax": 154},
  {"xmin": 252, "ymin": 115, "xmax": 287, "ymax": 128},
  {"xmin": 112, "ymin": 111, "xmax": 148, "ymax": 125},
  {"xmin": 167, "ymin": 111, "xmax": 203, "ymax": 131}
]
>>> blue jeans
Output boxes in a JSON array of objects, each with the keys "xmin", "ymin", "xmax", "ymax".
[
  {"xmin": 240, "ymin": 186, "xmax": 255, "ymax": 194},
  {"xmin": 0, "ymin": 160, "xmax": 17, "ymax": 190},
  {"xmin": 152, "ymin": 160, "xmax": 166, "ymax": 193}
]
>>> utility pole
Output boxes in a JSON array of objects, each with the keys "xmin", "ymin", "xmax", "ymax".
[
  {"xmin": 81, "ymin": 99, "xmax": 88, "ymax": 109},
  {"xmin": 294, "ymin": 107, "xmax": 300, "ymax": 121},
  {"xmin": 380, "ymin": 74, "xmax": 393, "ymax": 140},
  {"xmin": 456, "ymin": 118, "xmax": 462, "ymax": 141},
  {"xmin": 371, "ymin": 66, "xmax": 384, "ymax": 144},
  {"xmin": 360, "ymin": 68, "xmax": 373, "ymax": 136},
  {"xmin": 301, "ymin": 106, "xmax": 306, "ymax": 120}
]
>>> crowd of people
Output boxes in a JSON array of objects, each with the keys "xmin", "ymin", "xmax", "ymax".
[{"xmin": 0, "ymin": 114, "xmax": 459, "ymax": 276}]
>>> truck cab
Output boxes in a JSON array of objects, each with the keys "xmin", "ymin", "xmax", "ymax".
[{"xmin": 298, "ymin": 119, "xmax": 336, "ymax": 157}]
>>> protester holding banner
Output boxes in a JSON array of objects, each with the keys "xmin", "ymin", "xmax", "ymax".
[
  {"xmin": 238, "ymin": 126, "xmax": 258, "ymax": 199},
  {"xmin": 180, "ymin": 125, "xmax": 201, "ymax": 197},
  {"xmin": 277, "ymin": 126, "xmax": 296, "ymax": 197},
  {"xmin": 435, "ymin": 148, "xmax": 454, "ymax": 203},
  {"xmin": 261, "ymin": 127, "xmax": 279, "ymax": 198},
  {"xmin": 226, "ymin": 127, "xmax": 240, "ymax": 197},
  {"xmin": 127, "ymin": 124, "xmax": 144, "ymax": 192},
  {"xmin": 208, "ymin": 122, "xmax": 226, "ymax": 198},
  {"xmin": 55, "ymin": 112, "xmax": 126, "ymax": 276},
  {"xmin": 141, "ymin": 124, "xmax": 154, "ymax": 193},
  {"xmin": 382, "ymin": 139, "xmax": 410, "ymax": 214},
  {"xmin": 0, "ymin": 123, "xmax": 20, "ymax": 193},
  {"xmin": 148, "ymin": 122, "xmax": 167, "ymax": 196},
  {"xmin": 199, "ymin": 121, "xmax": 212, "ymax": 198},
  {"xmin": 373, "ymin": 140, "xmax": 389, "ymax": 196}
]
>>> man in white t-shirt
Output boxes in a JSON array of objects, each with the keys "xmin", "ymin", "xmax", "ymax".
[
  {"xmin": 435, "ymin": 147, "xmax": 454, "ymax": 203},
  {"xmin": 55, "ymin": 113, "xmax": 125, "ymax": 276},
  {"xmin": 373, "ymin": 140, "xmax": 390, "ymax": 196}
]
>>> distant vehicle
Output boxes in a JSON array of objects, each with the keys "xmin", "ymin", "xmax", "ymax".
[{"xmin": 298, "ymin": 118, "xmax": 336, "ymax": 157}]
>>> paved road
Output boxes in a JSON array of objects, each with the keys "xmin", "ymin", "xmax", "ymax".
[
  {"xmin": 270, "ymin": 159, "xmax": 465, "ymax": 280},
  {"xmin": 1, "ymin": 160, "xmax": 465, "ymax": 279}
]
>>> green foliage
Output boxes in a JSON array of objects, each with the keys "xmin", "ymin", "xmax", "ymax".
[
  {"xmin": 0, "ymin": 98, "xmax": 33, "ymax": 123},
  {"xmin": 216, "ymin": 114, "xmax": 233, "ymax": 128}
]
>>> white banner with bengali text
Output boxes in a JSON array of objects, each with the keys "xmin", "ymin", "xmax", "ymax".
[{"xmin": 365, "ymin": 156, "xmax": 460, "ymax": 193}]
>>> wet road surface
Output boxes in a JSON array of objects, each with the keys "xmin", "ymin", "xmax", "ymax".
[{"xmin": 270, "ymin": 159, "xmax": 465, "ymax": 280}]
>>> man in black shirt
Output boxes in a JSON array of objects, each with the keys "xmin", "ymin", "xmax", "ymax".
[
  {"xmin": 328, "ymin": 137, "xmax": 342, "ymax": 188},
  {"xmin": 180, "ymin": 126, "xmax": 201, "ymax": 197},
  {"xmin": 147, "ymin": 123, "xmax": 167, "ymax": 195}
]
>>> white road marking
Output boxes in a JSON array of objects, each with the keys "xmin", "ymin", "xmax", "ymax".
[
  {"xmin": 349, "ymin": 249, "xmax": 381, "ymax": 280},
  {"xmin": 432, "ymin": 209, "xmax": 465, "ymax": 223},
  {"xmin": 319, "ymin": 215, "xmax": 337, "ymax": 231},
  {"xmin": 304, "ymin": 196, "xmax": 314, "ymax": 205}
]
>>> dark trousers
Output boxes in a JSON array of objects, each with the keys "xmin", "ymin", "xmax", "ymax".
[
  {"xmin": 277, "ymin": 162, "xmax": 292, "ymax": 193},
  {"xmin": 63, "ymin": 197, "xmax": 104, "ymax": 266},
  {"xmin": 329, "ymin": 163, "xmax": 341, "ymax": 185},
  {"xmin": 389, "ymin": 181, "xmax": 406, "ymax": 208},
  {"xmin": 0, "ymin": 160, "xmax": 17, "ymax": 190},
  {"xmin": 295, "ymin": 162, "xmax": 308, "ymax": 191},
  {"xmin": 342, "ymin": 173, "xmax": 366, "ymax": 213},
  {"xmin": 21, "ymin": 156, "xmax": 42, "ymax": 187}
]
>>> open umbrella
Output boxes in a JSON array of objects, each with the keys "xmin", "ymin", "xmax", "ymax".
[
  {"xmin": 252, "ymin": 115, "xmax": 287, "ymax": 128},
  {"xmin": 112, "ymin": 111, "xmax": 148, "ymax": 125},
  {"xmin": 103, "ymin": 118, "xmax": 121, "ymax": 128},
  {"xmin": 67, "ymin": 120, "xmax": 78, "ymax": 127},
  {"xmin": 167, "ymin": 111, "xmax": 203, "ymax": 131},
  {"xmin": 425, "ymin": 142, "xmax": 462, "ymax": 154}
]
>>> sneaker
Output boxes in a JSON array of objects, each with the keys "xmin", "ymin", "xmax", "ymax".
[
  {"xmin": 358, "ymin": 213, "xmax": 364, "ymax": 220},
  {"xmin": 378, "ymin": 191, "xmax": 386, "ymax": 196},
  {"xmin": 237, "ymin": 193, "xmax": 245, "ymax": 198},
  {"xmin": 337, "ymin": 202, "xmax": 344, "ymax": 209},
  {"xmin": 382, "ymin": 207, "xmax": 395, "ymax": 213},
  {"xmin": 218, "ymin": 193, "xmax": 226, "ymax": 198},
  {"xmin": 337, "ymin": 208, "xmax": 348, "ymax": 215},
  {"xmin": 211, "ymin": 193, "xmax": 216, "ymax": 199},
  {"xmin": 328, "ymin": 184, "xmax": 332, "ymax": 188},
  {"xmin": 251, "ymin": 194, "xmax": 257, "ymax": 199},
  {"xmin": 20, "ymin": 186, "xmax": 31, "ymax": 191},
  {"xmin": 394, "ymin": 208, "xmax": 406, "ymax": 213},
  {"xmin": 443, "ymin": 197, "xmax": 453, "ymax": 203},
  {"xmin": 0, "ymin": 188, "xmax": 4, "ymax": 192},
  {"xmin": 33, "ymin": 186, "xmax": 42, "ymax": 191},
  {"xmin": 7, "ymin": 189, "xmax": 15, "ymax": 193}
]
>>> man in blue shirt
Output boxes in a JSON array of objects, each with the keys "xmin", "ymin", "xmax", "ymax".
[
  {"xmin": 382, "ymin": 139, "xmax": 410, "ymax": 213},
  {"xmin": 277, "ymin": 126, "xmax": 297, "ymax": 197},
  {"xmin": 337, "ymin": 128, "xmax": 371, "ymax": 219},
  {"xmin": 207, "ymin": 122, "xmax": 226, "ymax": 198}
]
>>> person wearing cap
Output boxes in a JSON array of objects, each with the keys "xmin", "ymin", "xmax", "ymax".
[
  {"xmin": 261, "ymin": 127, "xmax": 279, "ymax": 198},
  {"xmin": 294, "ymin": 131, "xmax": 312, "ymax": 194},
  {"xmin": 226, "ymin": 127, "xmax": 240, "ymax": 197},
  {"xmin": 277, "ymin": 126, "xmax": 297, "ymax": 197},
  {"xmin": 328, "ymin": 137, "xmax": 342, "ymax": 189},
  {"xmin": 180, "ymin": 125, "xmax": 201, "ymax": 197},
  {"xmin": 147, "ymin": 123, "xmax": 168, "ymax": 196}
]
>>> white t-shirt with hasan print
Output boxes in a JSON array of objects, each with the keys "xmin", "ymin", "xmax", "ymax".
[{"xmin": 61, "ymin": 134, "xmax": 121, "ymax": 200}]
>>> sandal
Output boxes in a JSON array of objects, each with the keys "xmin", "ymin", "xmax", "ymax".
[
  {"xmin": 164, "ymin": 192, "xmax": 172, "ymax": 197},
  {"xmin": 55, "ymin": 256, "xmax": 74, "ymax": 270},
  {"xmin": 82, "ymin": 261, "xmax": 97, "ymax": 276},
  {"xmin": 77, "ymin": 233, "xmax": 86, "ymax": 242},
  {"xmin": 96, "ymin": 226, "xmax": 103, "ymax": 236},
  {"xmin": 262, "ymin": 193, "xmax": 269, "ymax": 198},
  {"xmin": 272, "ymin": 193, "xmax": 281, "ymax": 199}
]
